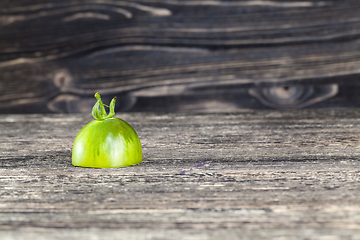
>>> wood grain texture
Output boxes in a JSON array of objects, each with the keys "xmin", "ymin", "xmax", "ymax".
[
  {"xmin": 0, "ymin": 0, "xmax": 360, "ymax": 113},
  {"xmin": 1, "ymin": 109, "xmax": 360, "ymax": 239}
]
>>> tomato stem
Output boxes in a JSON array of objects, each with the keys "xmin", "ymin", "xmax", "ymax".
[{"xmin": 92, "ymin": 93, "xmax": 117, "ymax": 120}]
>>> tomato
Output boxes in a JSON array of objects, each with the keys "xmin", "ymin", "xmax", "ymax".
[{"xmin": 72, "ymin": 93, "xmax": 142, "ymax": 168}]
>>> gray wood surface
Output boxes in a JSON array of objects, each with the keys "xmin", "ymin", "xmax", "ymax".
[
  {"xmin": 1, "ymin": 109, "xmax": 360, "ymax": 239},
  {"xmin": 1, "ymin": 0, "xmax": 360, "ymax": 113}
]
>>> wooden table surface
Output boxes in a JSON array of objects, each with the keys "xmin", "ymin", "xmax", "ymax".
[{"xmin": 1, "ymin": 109, "xmax": 360, "ymax": 239}]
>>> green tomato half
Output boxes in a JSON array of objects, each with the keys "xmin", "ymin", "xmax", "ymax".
[{"xmin": 72, "ymin": 93, "xmax": 142, "ymax": 168}]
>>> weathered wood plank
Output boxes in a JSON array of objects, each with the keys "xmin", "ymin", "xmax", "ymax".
[
  {"xmin": 0, "ymin": 1, "xmax": 360, "ymax": 112},
  {"xmin": 1, "ymin": 109, "xmax": 360, "ymax": 239}
]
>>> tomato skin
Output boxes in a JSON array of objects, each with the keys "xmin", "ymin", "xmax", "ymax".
[{"xmin": 72, "ymin": 117, "xmax": 142, "ymax": 168}]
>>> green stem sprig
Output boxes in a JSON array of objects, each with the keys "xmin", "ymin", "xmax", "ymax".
[{"xmin": 92, "ymin": 92, "xmax": 117, "ymax": 120}]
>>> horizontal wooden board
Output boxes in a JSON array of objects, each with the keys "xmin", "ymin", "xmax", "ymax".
[
  {"xmin": 1, "ymin": 1, "xmax": 360, "ymax": 113},
  {"xmin": 1, "ymin": 109, "xmax": 360, "ymax": 239}
]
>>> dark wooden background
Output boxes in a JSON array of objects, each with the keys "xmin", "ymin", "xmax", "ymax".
[{"xmin": 1, "ymin": 0, "xmax": 360, "ymax": 113}]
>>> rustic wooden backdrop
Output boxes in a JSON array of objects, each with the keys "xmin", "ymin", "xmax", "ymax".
[{"xmin": 1, "ymin": 0, "xmax": 360, "ymax": 113}]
